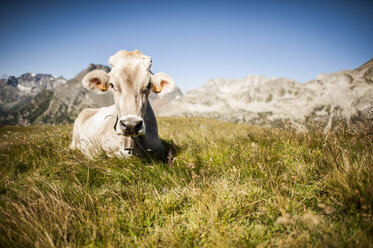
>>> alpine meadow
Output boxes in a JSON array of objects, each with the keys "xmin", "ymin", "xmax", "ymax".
[
  {"xmin": 0, "ymin": 117, "xmax": 372, "ymax": 247},
  {"xmin": 1, "ymin": 0, "xmax": 373, "ymax": 247}
]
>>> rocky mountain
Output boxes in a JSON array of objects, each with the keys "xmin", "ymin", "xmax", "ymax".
[
  {"xmin": 157, "ymin": 58, "xmax": 373, "ymax": 132},
  {"xmin": 0, "ymin": 73, "xmax": 67, "ymax": 125},
  {"xmin": 0, "ymin": 65, "xmax": 183, "ymax": 125},
  {"xmin": 1, "ymin": 59, "xmax": 372, "ymax": 130},
  {"xmin": 0, "ymin": 73, "xmax": 66, "ymax": 105}
]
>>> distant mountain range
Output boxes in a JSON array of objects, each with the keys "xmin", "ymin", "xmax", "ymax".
[
  {"xmin": 0, "ymin": 73, "xmax": 67, "ymax": 125},
  {"xmin": 1, "ymin": 59, "xmax": 372, "ymax": 131},
  {"xmin": 156, "ymin": 58, "xmax": 373, "ymax": 132},
  {"xmin": 0, "ymin": 73, "xmax": 66, "ymax": 105}
]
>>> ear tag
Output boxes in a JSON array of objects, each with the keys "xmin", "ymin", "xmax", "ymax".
[
  {"xmin": 153, "ymin": 84, "xmax": 162, "ymax": 93},
  {"xmin": 98, "ymin": 84, "xmax": 108, "ymax": 91}
]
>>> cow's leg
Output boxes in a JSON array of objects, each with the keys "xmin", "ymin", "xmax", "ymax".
[{"xmin": 70, "ymin": 120, "xmax": 79, "ymax": 150}]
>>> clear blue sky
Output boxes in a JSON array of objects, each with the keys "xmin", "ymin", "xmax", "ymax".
[{"xmin": 0, "ymin": 0, "xmax": 372, "ymax": 92}]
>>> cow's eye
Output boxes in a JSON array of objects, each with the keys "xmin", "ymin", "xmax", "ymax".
[
  {"xmin": 109, "ymin": 83, "xmax": 118, "ymax": 91},
  {"xmin": 144, "ymin": 82, "xmax": 152, "ymax": 92}
]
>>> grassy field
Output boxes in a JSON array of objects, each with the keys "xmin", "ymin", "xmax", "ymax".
[{"xmin": 0, "ymin": 117, "xmax": 372, "ymax": 247}]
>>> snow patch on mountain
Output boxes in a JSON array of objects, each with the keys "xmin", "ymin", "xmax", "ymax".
[{"xmin": 17, "ymin": 84, "xmax": 32, "ymax": 92}]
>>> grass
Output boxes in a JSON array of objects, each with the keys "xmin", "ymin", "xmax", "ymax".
[{"xmin": 0, "ymin": 117, "xmax": 372, "ymax": 247}]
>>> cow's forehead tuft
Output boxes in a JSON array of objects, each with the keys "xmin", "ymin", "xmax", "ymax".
[
  {"xmin": 109, "ymin": 49, "xmax": 151, "ymax": 68},
  {"xmin": 115, "ymin": 50, "xmax": 150, "ymax": 59}
]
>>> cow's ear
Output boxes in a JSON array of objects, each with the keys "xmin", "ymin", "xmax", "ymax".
[
  {"xmin": 82, "ymin": 70, "xmax": 110, "ymax": 94},
  {"xmin": 151, "ymin": 72, "xmax": 175, "ymax": 95}
]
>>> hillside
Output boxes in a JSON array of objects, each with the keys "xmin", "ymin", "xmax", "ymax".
[
  {"xmin": 158, "ymin": 58, "xmax": 373, "ymax": 132},
  {"xmin": 0, "ymin": 118, "xmax": 372, "ymax": 247}
]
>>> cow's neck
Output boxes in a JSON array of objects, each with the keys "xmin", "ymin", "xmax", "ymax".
[{"xmin": 132, "ymin": 103, "xmax": 162, "ymax": 153}]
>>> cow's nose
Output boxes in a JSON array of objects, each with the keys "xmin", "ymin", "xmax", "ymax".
[{"xmin": 119, "ymin": 119, "xmax": 144, "ymax": 136}]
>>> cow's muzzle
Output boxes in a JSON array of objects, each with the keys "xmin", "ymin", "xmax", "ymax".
[{"xmin": 119, "ymin": 115, "xmax": 145, "ymax": 136}]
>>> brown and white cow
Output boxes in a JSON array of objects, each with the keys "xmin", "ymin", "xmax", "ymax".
[{"xmin": 70, "ymin": 50, "xmax": 174, "ymax": 158}]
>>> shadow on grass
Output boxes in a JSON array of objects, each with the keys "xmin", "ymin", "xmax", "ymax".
[{"xmin": 131, "ymin": 138, "xmax": 180, "ymax": 164}]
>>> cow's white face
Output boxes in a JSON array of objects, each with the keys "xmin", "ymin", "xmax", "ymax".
[{"xmin": 82, "ymin": 50, "xmax": 174, "ymax": 136}]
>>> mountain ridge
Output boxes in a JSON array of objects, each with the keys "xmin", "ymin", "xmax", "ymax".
[
  {"xmin": 157, "ymin": 58, "xmax": 373, "ymax": 132},
  {"xmin": 1, "ymin": 59, "xmax": 372, "ymax": 131}
]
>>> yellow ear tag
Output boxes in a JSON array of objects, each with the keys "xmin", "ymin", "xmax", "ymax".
[
  {"xmin": 153, "ymin": 84, "xmax": 162, "ymax": 93},
  {"xmin": 98, "ymin": 84, "xmax": 108, "ymax": 91}
]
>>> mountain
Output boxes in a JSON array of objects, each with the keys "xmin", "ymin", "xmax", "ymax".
[
  {"xmin": 1, "ymin": 59, "xmax": 372, "ymax": 131},
  {"xmin": 0, "ymin": 65, "xmax": 183, "ymax": 125},
  {"xmin": 157, "ymin": 58, "xmax": 373, "ymax": 132},
  {"xmin": 0, "ymin": 73, "xmax": 66, "ymax": 106},
  {"xmin": 0, "ymin": 73, "xmax": 67, "ymax": 125}
]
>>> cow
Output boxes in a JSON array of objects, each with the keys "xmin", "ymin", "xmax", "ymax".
[{"xmin": 70, "ymin": 50, "xmax": 175, "ymax": 158}]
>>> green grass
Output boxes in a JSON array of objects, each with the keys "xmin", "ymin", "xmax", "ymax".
[{"xmin": 0, "ymin": 117, "xmax": 372, "ymax": 247}]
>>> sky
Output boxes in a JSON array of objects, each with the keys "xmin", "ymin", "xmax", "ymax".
[{"xmin": 0, "ymin": 0, "xmax": 372, "ymax": 93}]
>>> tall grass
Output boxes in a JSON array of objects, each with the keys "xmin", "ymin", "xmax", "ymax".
[{"xmin": 0, "ymin": 117, "xmax": 372, "ymax": 247}]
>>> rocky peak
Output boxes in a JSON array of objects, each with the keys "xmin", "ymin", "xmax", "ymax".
[
  {"xmin": 73, "ymin": 64, "xmax": 110, "ymax": 81},
  {"xmin": 354, "ymin": 58, "xmax": 373, "ymax": 72},
  {"xmin": 87, "ymin": 63, "xmax": 110, "ymax": 72},
  {"xmin": 5, "ymin": 76, "xmax": 18, "ymax": 87}
]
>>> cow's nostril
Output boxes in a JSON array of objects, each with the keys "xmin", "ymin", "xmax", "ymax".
[
  {"xmin": 118, "ymin": 115, "xmax": 145, "ymax": 136},
  {"xmin": 134, "ymin": 120, "xmax": 143, "ymax": 130},
  {"xmin": 120, "ymin": 120, "xmax": 128, "ymax": 128}
]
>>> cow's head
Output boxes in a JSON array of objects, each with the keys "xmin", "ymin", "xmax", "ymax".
[{"xmin": 82, "ymin": 50, "xmax": 174, "ymax": 136}]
